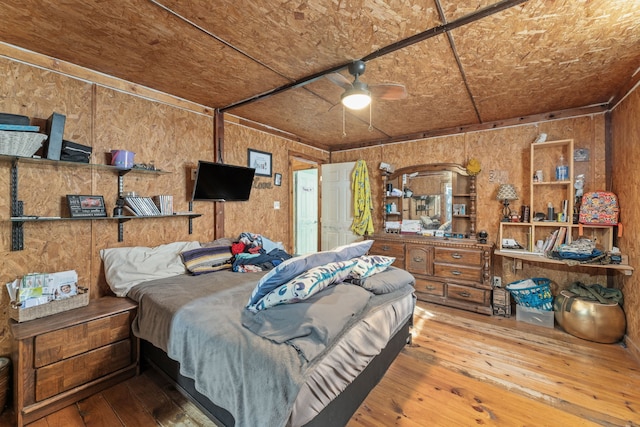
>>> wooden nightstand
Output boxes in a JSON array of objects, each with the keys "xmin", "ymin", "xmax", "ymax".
[{"xmin": 10, "ymin": 297, "xmax": 139, "ymax": 427}]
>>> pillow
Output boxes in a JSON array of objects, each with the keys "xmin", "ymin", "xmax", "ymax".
[
  {"xmin": 250, "ymin": 259, "xmax": 357, "ymax": 312},
  {"xmin": 245, "ymin": 240, "xmax": 373, "ymax": 309},
  {"xmin": 246, "ymin": 250, "xmax": 339, "ymax": 308},
  {"xmin": 350, "ymin": 255, "xmax": 395, "ymax": 280},
  {"xmin": 101, "ymin": 241, "xmax": 201, "ymax": 297},
  {"xmin": 180, "ymin": 246, "xmax": 233, "ymax": 275},
  {"xmin": 331, "ymin": 239, "xmax": 374, "ymax": 261},
  {"xmin": 200, "ymin": 237, "xmax": 234, "ymax": 248},
  {"xmin": 352, "ymin": 266, "xmax": 415, "ymax": 294}
]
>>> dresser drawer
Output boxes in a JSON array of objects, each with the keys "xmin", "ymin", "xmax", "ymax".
[
  {"xmin": 446, "ymin": 283, "xmax": 490, "ymax": 305},
  {"xmin": 406, "ymin": 245, "xmax": 431, "ymax": 275},
  {"xmin": 370, "ymin": 240, "xmax": 405, "ymax": 266},
  {"xmin": 433, "ymin": 262, "xmax": 482, "ymax": 282},
  {"xmin": 34, "ymin": 311, "xmax": 131, "ymax": 368},
  {"xmin": 414, "ymin": 278, "xmax": 444, "ymax": 297},
  {"xmin": 434, "ymin": 247, "xmax": 482, "ymax": 266},
  {"xmin": 35, "ymin": 339, "xmax": 132, "ymax": 401}
]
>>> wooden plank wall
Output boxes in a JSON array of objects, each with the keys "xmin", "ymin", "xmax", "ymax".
[{"xmin": 611, "ymin": 85, "xmax": 640, "ymax": 360}]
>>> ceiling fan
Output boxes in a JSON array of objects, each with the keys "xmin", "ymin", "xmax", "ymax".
[{"xmin": 326, "ymin": 60, "xmax": 408, "ymax": 110}]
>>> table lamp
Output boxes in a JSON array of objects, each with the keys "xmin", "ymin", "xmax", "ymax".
[{"xmin": 497, "ymin": 184, "xmax": 518, "ymax": 222}]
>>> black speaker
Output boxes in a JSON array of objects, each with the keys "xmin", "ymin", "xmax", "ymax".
[{"xmin": 44, "ymin": 112, "xmax": 66, "ymax": 160}]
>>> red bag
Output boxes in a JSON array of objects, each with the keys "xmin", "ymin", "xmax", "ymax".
[{"xmin": 579, "ymin": 191, "xmax": 619, "ymax": 226}]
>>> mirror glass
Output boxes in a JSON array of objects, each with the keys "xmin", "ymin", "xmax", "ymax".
[
  {"xmin": 385, "ymin": 163, "xmax": 474, "ymax": 238},
  {"xmin": 402, "ymin": 171, "xmax": 453, "ymax": 230}
]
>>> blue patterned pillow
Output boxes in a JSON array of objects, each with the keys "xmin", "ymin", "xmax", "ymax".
[
  {"xmin": 349, "ymin": 255, "xmax": 395, "ymax": 280},
  {"xmin": 245, "ymin": 240, "xmax": 374, "ymax": 309},
  {"xmin": 249, "ymin": 259, "xmax": 357, "ymax": 312}
]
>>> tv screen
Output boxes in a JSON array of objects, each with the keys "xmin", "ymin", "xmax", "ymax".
[{"xmin": 192, "ymin": 161, "xmax": 255, "ymax": 201}]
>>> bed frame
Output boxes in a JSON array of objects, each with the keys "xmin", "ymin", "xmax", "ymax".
[{"xmin": 141, "ymin": 318, "xmax": 412, "ymax": 427}]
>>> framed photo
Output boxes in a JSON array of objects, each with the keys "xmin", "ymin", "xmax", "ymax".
[
  {"xmin": 248, "ymin": 149, "xmax": 272, "ymax": 177},
  {"xmin": 274, "ymin": 173, "xmax": 282, "ymax": 186},
  {"xmin": 66, "ymin": 195, "xmax": 107, "ymax": 218},
  {"xmin": 453, "ymin": 203, "xmax": 466, "ymax": 216}
]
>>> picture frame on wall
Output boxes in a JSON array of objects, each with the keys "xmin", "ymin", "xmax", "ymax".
[
  {"xmin": 274, "ymin": 173, "xmax": 282, "ymax": 186},
  {"xmin": 248, "ymin": 149, "xmax": 272, "ymax": 177}
]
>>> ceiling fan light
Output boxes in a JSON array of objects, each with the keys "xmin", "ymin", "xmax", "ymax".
[{"xmin": 341, "ymin": 89, "xmax": 371, "ymax": 110}]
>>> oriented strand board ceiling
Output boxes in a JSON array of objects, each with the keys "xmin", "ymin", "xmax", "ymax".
[{"xmin": 1, "ymin": 0, "xmax": 639, "ymax": 151}]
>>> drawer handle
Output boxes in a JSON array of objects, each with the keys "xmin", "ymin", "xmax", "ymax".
[
  {"xmin": 451, "ymin": 253, "xmax": 462, "ymax": 259},
  {"xmin": 413, "ymin": 257, "xmax": 423, "ymax": 262},
  {"xmin": 382, "ymin": 245, "xmax": 390, "ymax": 251},
  {"xmin": 451, "ymin": 270, "xmax": 462, "ymax": 275},
  {"xmin": 458, "ymin": 291, "xmax": 471, "ymax": 298},
  {"xmin": 426, "ymin": 285, "xmax": 436, "ymax": 291}
]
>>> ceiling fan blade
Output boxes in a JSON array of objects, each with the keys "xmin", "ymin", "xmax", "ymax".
[
  {"xmin": 370, "ymin": 83, "xmax": 408, "ymax": 100},
  {"xmin": 325, "ymin": 72, "xmax": 353, "ymax": 90}
]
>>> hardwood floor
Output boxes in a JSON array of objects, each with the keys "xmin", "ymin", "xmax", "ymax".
[{"xmin": 4, "ymin": 301, "xmax": 639, "ymax": 426}]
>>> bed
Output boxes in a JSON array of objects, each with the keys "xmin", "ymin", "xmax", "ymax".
[{"xmin": 101, "ymin": 240, "xmax": 416, "ymax": 427}]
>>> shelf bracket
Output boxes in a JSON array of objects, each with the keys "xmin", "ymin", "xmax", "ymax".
[
  {"xmin": 10, "ymin": 160, "xmax": 24, "ymax": 251},
  {"xmin": 188, "ymin": 201, "xmax": 193, "ymax": 234}
]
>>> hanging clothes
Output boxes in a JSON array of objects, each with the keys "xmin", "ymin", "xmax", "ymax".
[{"xmin": 350, "ymin": 159, "xmax": 374, "ymax": 236}]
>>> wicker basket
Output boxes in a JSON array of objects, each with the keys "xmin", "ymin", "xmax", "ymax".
[
  {"xmin": 9, "ymin": 287, "xmax": 89, "ymax": 323},
  {"xmin": 0, "ymin": 130, "xmax": 47, "ymax": 157},
  {"xmin": 506, "ymin": 278, "xmax": 554, "ymax": 311}
]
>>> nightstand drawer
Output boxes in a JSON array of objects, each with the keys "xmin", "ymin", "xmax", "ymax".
[
  {"xmin": 433, "ymin": 262, "xmax": 482, "ymax": 282},
  {"xmin": 414, "ymin": 278, "xmax": 444, "ymax": 297},
  {"xmin": 446, "ymin": 283, "xmax": 490, "ymax": 305},
  {"xmin": 35, "ymin": 339, "xmax": 131, "ymax": 401},
  {"xmin": 434, "ymin": 247, "xmax": 482, "ymax": 266},
  {"xmin": 34, "ymin": 312, "xmax": 131, "ymax": 367}
]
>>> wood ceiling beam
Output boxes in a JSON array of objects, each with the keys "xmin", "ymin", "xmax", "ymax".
[{"xmin": 219, "ymin": 0, "xmax": 529, "ymax": 113}]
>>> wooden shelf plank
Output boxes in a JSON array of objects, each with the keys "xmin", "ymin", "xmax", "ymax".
[{"xmin": 495, "ymin": 250, "xmax": 634, "ymax": 275}]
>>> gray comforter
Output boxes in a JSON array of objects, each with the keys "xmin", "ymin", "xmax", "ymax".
[{"xmin": 128, "ymin": 270, "xmax": 413, "ymax": 427}]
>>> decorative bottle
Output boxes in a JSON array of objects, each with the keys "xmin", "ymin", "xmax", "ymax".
[{"xmin": 555, "ymin": 155, "xmax": 568, "ymax": 181}]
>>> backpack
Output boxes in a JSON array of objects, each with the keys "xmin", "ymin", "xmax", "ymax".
[{"xmin": 579, "ymin": 191, "xmax": 619, "ymax": 226}]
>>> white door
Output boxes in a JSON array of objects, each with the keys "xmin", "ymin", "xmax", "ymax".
[
  {"xmin": 321, "ymin": 162, "xmax": 358, "ymax": 250},
  {"xmin": 294, "ymin": 168, "xmax": 318, "ymax": 255}
]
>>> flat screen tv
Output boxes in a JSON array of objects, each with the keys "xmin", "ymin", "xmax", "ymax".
[{"xmin": 192, "ymin": 160, "xmax": 255, "ymax": 201}]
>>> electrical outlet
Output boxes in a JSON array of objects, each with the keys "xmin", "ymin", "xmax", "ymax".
[
  {"xmin": 274, "ymin": 201, "xmax": 280, "ymax": 209},
  {"xmin": 493, "ymin": 276, "xmax": 502, "ymax": 288}
]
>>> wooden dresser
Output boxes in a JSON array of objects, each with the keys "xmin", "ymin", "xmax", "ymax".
[
  {"xmin": 10, "ymin": 297, "xmax": 139, "ymax": 427},
  {"xmin": 369, "ymin": 233, "xmax": 494, "ymax": 314}
]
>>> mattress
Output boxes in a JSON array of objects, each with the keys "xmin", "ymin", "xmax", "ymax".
[{"xmin": 127, "ymin": 270, "xmax": 415, "ymax": 426}]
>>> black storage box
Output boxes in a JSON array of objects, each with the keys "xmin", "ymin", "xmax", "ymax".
[
  {"xmin": 60, "ymin": 140, "xmax": 92, "ymax": 163},
  {"xmin": 44, "ymin": 112, "xmax": 66, "ymax": 160}
]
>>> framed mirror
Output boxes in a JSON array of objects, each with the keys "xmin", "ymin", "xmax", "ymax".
[{"xmin": 384, "ymin": 163, "xmax": 476, "ymax": 238}]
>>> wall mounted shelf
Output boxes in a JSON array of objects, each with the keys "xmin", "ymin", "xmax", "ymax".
[{"xmin": 4, "ymin": 155, "xmax": 199, "ymax": 250}]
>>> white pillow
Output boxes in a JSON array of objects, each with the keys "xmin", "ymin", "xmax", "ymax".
[{"xmin": 101, "ymin": 241, "xmax": 201, "ymax": 297}]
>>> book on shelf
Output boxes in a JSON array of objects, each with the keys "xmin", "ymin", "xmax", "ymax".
[
  {"xmin": 124, "ymin": 196, "xmax": 162, "ymax": 216},
  {"xmin": 552, "ymin": 227, "xmax": 568, "ymax": 252},
  {"xmin": 153, "ymin": 195, "xmax": 173, "ymax": 215}
]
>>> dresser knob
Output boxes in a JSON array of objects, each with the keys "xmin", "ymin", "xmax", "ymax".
[
  {"xmin": 413, "ymin": 257, "xmax": 423, "ymax": 262},
  {"xmin": 382, "ymin": 245, "xmax": 390, "ymax": 251},
  {"xmin": 426, "ymin": 285, "xmax": 436, "ymax": 291},
  {"xmin": 459, "ymin": 291, "xmax": 471, "ymax": 298},
  {"xmin": 451, "ymin": 270, "xmax": 461, "ymax": 275},
  {"xmin": 451, "ymin": 253, "xmax": 462, "ymax": 259}
]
